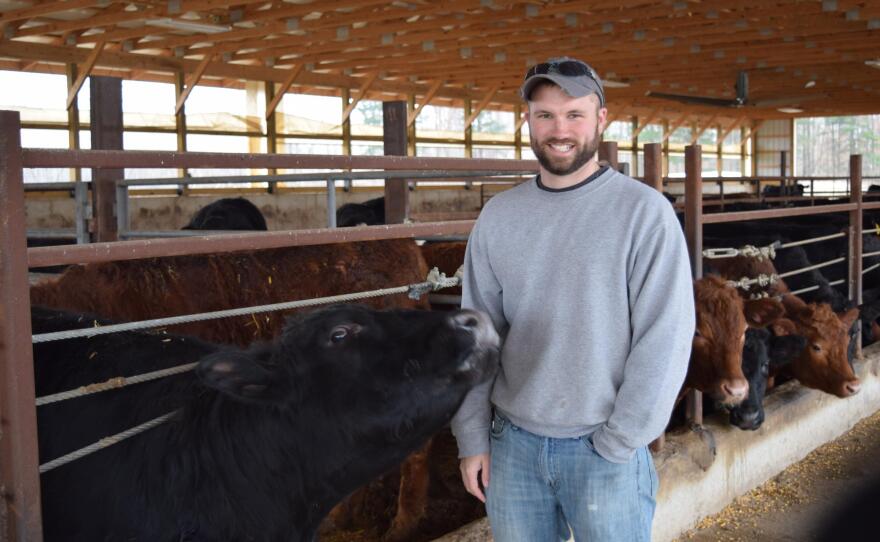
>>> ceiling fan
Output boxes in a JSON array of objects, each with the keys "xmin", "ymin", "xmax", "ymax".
[{"xmin": 645, "ymin": 71, "xmax": 826, "ymax": 108}]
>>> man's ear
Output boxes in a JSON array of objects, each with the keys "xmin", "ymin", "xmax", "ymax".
[{"xmin": 196, "ymin": 349, "xmax": 283, "ymax": 403}]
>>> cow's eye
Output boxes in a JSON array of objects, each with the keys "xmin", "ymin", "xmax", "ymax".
[
  {"xmin": 330, "ymin": 326, "xmax": 349, "ymax": 343},
  {"xmin": 694, "ymin": 329, "xmax": 702, "ymax": 337},
  {"xmin": 811, "ymin": 343, "xmax": 822, "ymax": 352}
]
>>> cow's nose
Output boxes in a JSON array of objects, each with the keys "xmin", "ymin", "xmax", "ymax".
[
  {"xmin": 722, "ymin": 379, "xmax": 749, "ymax": 401},
  {"xmin": 451, "ymin": 311, "xmax": 480, "ymax": 329},
  {"xmin": 843, "ymin": 379, "xmax": 861, "ymax": 396}
]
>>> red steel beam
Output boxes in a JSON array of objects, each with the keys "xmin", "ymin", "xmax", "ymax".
[
  {"xmin": 28, "ymin": 221, "xmax": 476, "ymax": 268},
  {"xmin": 0, "ymin": 110, "xmax": 44, "ymax": 541},
  {"xmin": 21, "ymin": 149, "xmax": 537, "ymax": 171}
]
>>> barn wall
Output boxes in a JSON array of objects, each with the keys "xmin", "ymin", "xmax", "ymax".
[
  {"xmin": 24, "ymin": 187, "xmax": 485, "ymax": 231},
  {"xmin": 755, "ymin": 119, "xmax": 793, "ymax": 177},
  {"xmin": 433, "ymin": 345, "xmax": 880, "ymax": 542}
]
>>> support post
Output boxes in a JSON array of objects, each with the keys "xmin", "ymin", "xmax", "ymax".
[
  {"xmin": 643, "ymin": 143, "xmax": 663, "ymax": 193},
  {"xmin": 685, "ymin": 144, "xmax": 703, "ymax": 426},
  {"xmin": 850, "ymin": 154, "xmax": 863, "ymax": 358},
  {"xmin": 90, "ymin": 76, "xmax": 122, "ymax": 242},
  {"xmin": 599, "ymin": 140, "xmax": 618, "ymax": 171},
  {"xmin": 383, "ymin": 101, "xmax": 408, "ymax": 223},
  {"xmin": 0, "ymin": 110, "xmax": 44, "ymax": 542}
]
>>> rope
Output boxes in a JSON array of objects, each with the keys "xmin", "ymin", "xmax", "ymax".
[
  {"xmin": 703, "ymin": 232, "xmax": 846, "ymax": 260},
  {"xmin": 778, "ymin": 232, "xmax": 846, "ymax": 249},
  {"xmin": 36, "ymin": 363, "xmax": 197, "ymax": 406},
  {"xmin": 704, "ymin": 243, "xmax": 778, "ymax": 260},
  {"xmin": 789, "ymin": 279, "xmax": 845, "ymax": 297},
  {"xmin": 726, "ymin": 274, "xmax": 779, "ymax": 291},
  {"xmin": 777, "ymin": 257, "xmax": 845, "ymax": 279},
  {"xmin": 39, "ymin": 411, "xmax": 178, "ymax": 474},
  {"xmin": 33, "ymin": 267, "xmax": 462, "ymax": 344}
]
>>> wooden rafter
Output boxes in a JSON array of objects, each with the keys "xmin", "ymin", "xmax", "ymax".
[
  {"xmin": 662, "ymin": 114, "xmax": 690, "ymax": 144},
  {"xmin": 341, "ymin": 71, "xmax": 379, "ymax": 123},
  {"xmin": 742, "ymin": 120, "xmax": 767, "ymax": 150},
  {"xmin": 515, "ymin": 112, "xmax": 527, "ymax": 132},
  {"xmin": 0, "ymin": 0, "xmax": 102, "ymax": 23},
  {"xmin": 408, "ymin": 79, "xmax": 443, "ymax": 127},
  {"xmin": 719, "ymin": 115, "xmax": 746, "ymax": 143},
  {"xmin": 175, "ymin": 53, "xmax": 214, "ymax": 115},
  {"xmin": 66, "ymin": 40, "xmax": 105, "ymax": 109},
  {"xmin": 632, "ymin": 109, "xmax": 660, "ymax": 139},
  {"xmin": 464, "ymin": 84, "xmax": 501, "ymax": 127},
  {"xmin": 265, "ymin": 64, "xmax": 304, "ymax": 120},
  {"xmin": 690, "ymin": 114, "xmax": 719, "ymax": 145}
]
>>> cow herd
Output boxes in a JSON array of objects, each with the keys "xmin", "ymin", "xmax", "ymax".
[{"xmin": 25, "ymin": 195, "xmax": 880, "ymax": 541}]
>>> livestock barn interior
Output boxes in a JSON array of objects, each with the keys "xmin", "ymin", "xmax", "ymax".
[{"xmin": 2, "ymin": 0, "xmax": 880, "ymax": 540}]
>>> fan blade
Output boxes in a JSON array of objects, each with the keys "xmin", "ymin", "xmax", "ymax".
[
  {"xmin": 646, "ymin": 91, "xmax": 740, "ymax": 107},
  {"xmin": 736, "ymin": 71, "xmax": 749, "ymax": 104},
  {"xmin": 749, "ymin": 93, "xmax": 829, "ymax": 108}
]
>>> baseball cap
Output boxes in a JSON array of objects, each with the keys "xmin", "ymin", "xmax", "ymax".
[{"xmin": 520, "ymin": 57, "xmax": 605, "ymax": 106}]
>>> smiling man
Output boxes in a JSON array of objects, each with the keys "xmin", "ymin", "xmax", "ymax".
[{"xmin": 451, "ymin": 57, "xmax": 695, "ymax": 541}]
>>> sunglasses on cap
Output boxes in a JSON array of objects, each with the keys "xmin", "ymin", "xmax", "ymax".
[{"xmin": 524, "ymin": 59, "xmax": 600, "ymax": 83}]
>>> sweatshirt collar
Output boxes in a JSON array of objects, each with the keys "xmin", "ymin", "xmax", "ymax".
[{"xmin": 535, "ymin": 165, "xmax": 612, "ymax": 194}]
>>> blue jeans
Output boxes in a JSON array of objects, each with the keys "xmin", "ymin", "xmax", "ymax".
[{"xmin": 486, "ymin": 413, "xmax": 658, "ymax": 542}]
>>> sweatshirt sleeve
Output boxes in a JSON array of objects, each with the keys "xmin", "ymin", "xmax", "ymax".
[
  {"xmin": 450, "ymin": 216, "xmax": 508, "ymax": 458},
  {"xmin": 591, "ymin": 205, "xmax": 695, "ymax": 463}
]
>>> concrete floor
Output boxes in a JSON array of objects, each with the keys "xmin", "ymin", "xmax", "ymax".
[{"xmin": 675, "ymin": 407, "xmax": 880, "ymax": 542}]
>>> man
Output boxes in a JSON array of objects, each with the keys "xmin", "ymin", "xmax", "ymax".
[{"xmin": 451, "ymin": 57, "xmax": 695, "ymax": 541}]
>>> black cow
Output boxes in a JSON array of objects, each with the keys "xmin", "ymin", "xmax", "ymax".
[
  {"xmin": 761, "ymin": 183, "xmax": 805, "ymax": 198},
  {"xmin": 34, "ymin": 304, "xmax": 499, "ymax": 542},
  {"xmin": 728, "ymin": 327, "xmax": 806, "ymax": 430},
  {"xmin": 336, "ymin": 196, "xmax": 385, "ymax": 227},
  {"xmin": 182, "ymin": 197, "xmax": 268, "ymax": 230}
]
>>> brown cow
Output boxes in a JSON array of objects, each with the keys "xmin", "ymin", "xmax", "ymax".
[
  {"xmin": 31, "ymin": 239, "xmax": 428, "ymax": 346},
  {"xmin": 688, "ymin": 275, "xmax": 785, "ymax": 406},
  {"xmin": 705, "ymin": 256, "xmax": 861, "ymax": 398},
  {"xmin": 772, "ymin": 295, "xmax": 861, "ymax": 398}
]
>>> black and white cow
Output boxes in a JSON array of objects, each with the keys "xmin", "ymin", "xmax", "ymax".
[{"xmin": 33, "ymin": 304, "xmax": 499, "ymax": 542}]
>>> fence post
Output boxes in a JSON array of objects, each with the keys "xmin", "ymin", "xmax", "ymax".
[
  {"xmin": 0, "ymin": 110, "xmax": 44, "ymax": 541},
  {"xmin": 644, "ymin": 142, "xmax": 666, "ymax": 453},
  {"xmin": 90, "ymin": 76, "xmax": 122, "ymax": 242},
  {"xmin": 850, "ymin": 154, "xmax": 863, "ymax": 358},
  {"xmin": 383, "ymin": 101, "xmax": 409, "ymax": 223},
  {"xmin": 599, "ymin": 140, "xmax": 619, "ymax": 172},
  {"xmin": 685, "ymin": 144, "xmax": 703, "ymax": 426}
]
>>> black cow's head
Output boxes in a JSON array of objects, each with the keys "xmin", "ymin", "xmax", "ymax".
[
  {"xmin": 729, "ymin": 325, "xmax": 806, "ymax": 430},
  {"xmin": 195, "ymin": 304, "xmax": 499, "ymax": 514}
]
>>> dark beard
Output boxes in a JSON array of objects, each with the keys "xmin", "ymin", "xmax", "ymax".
[{"xmin": 531, "ymin": 135, "xmax": 600, "ymax": 177}]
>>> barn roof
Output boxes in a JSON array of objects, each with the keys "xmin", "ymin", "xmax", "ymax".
[{"xmin": 1, "ymin": 0, "xmax": 878, "ymax": 123}]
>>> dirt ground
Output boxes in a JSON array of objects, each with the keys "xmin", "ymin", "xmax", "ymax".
[{"xmin": 675, "ymin": 407, "xmax": 880, "ymax": 542}]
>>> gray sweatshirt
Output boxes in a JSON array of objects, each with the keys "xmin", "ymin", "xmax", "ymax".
[{"xmin": 450, "ymin": 167, "xmax": 695, "ymax": 464}]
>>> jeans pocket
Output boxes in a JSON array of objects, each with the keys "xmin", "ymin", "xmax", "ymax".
[
  {"xmin": 580, "ymin": 433, "xmax": 600, "ymax": 455},
  {"xmin": 489, "ymin": 413, "xmax": 507, "ymax": 439}
]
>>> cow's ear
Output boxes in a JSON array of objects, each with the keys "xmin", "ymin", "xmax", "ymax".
[
  {"xmin": 769, "ymin": 335, "xmax": 807, "ymax": 367},
  {"xmin": 744, "ymin": 298, "xmax": 785, "ymax": 328},
  {"xmin": 838, "ymin": 307, "xmax": 860, "ymax": 327},
  {"xmin": 781, "ymin": 294, "xmax": 812, "ymax": 318},
  {"xmin": 196, "ymin": 349, "xmax": 280, "ymax": 402},
  {"xmin": 770, "ymin": 317, "xmax": 798, "ymax": 337}
]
